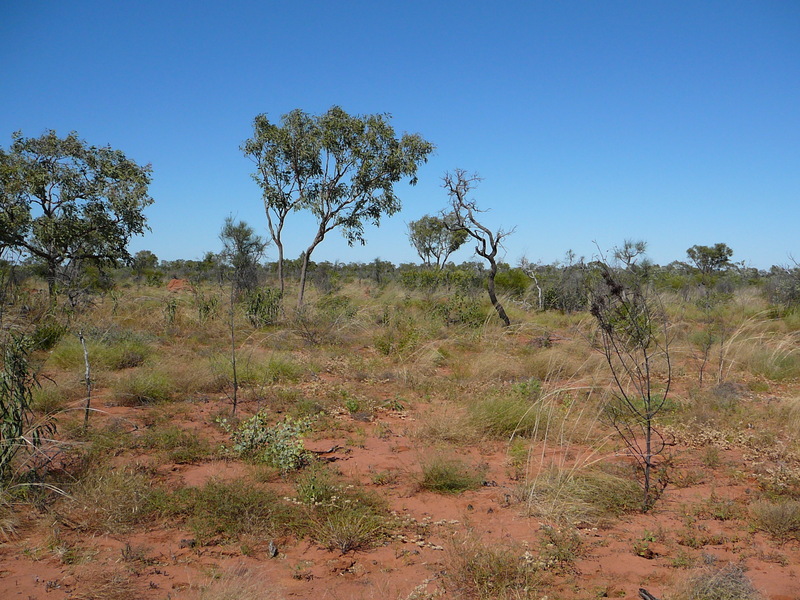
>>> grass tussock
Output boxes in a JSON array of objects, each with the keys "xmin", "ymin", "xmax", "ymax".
[
  {"xmin": 64, "ymin": 465, "xmax": 161, "ymax": 533},
  {"xmin": 750, "ymin": 499, "xmax": 800, "ymax": 541},
  {"xmin": 295, "ymin": 466, "xmax": 389, "ymax": 553},
  {"xmin": 112, "ymin": 367, "xmax": 174, "ymax": 405},
  {"xmin": 199, "ymin": 567, "xmax": 284, "ymax": 600},
  {"xmin": 188, "ymin": 478, "xmax": 298, "ymax": 544},
  {"xmin": 139, "ymin": 425, "xmax": 211, "ymax": 464},
  {"xmin": 672, "ymin": 563, "xmax": 762, "ymax": 600},
  {"xmin": 519, "ymin": 466, "xmax": 641, "ymax": 526},
  {"xmin": 468, "ymin": 380, "xmax": 551, "ymax": 439},
  {"xmin": 443, "ymin": 534, "xmax": 543, "ymax": 600},
  {"xmin": 420, "ymin": 455, "xmax": 485, "ymax": 494},
  {"xmin": 70, "ymin": 567, "xmax": 138, "ymax": 600}
]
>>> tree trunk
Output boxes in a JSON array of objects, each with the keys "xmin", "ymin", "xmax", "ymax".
[
  {"xmin": 276, "ymin": 240, "xmax": 285, "ymax": 295},
  {"xmin": 486, "ymin": 263, "xmax": 511, "ymax": 327},
  {"xmin": 297, "ymin": 230, "xmax": 325, "ymax": 308}
]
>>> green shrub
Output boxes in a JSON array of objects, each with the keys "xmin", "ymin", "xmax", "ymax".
[
  {"xmin": 228, "ymin": 411, "xmax": 313, "ymax": 472},
  {"xmin": 30, "ymin": 320, "xmax": 68, "ymax": 351},
  {"xmin": 420, "ymin": 456, "xmax": 485, "ymax": 494},
  {"xmin": 244, "ymin": 287, "xmax": 282, "ymax": 327}
]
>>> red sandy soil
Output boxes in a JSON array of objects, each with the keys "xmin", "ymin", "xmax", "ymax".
[{"xmin": 2, "ymin": 388, "xmax": 800, "ymax": 600}]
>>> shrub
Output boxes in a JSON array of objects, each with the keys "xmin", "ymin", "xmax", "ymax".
[
  {"xmin": 228, "ymin": 411, "xmax": 313, "ymax": 472},
  {"xmin": 244, "ymin": 287, "xmax": 282, "ymax": 327},
  {"xmin": 1, "ymin": 335, "xmax": 56, "ymax": 481},
  {"xmin": 420, "ymin": 456, "xmax": 485, "ymax": 494}
]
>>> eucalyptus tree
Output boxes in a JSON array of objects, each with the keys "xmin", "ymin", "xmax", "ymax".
[
  {"xmin": 0, "ymin": 130, "xmax": 152, "ymax": 297},
  {"xmin": 408, "ymin": 214, "xmax": 468, "ymax": 269},
  {"xmin": 243, "ymin": 106, "xmax": 433, "ymax": 307},
  {"xmin": 443, "ymin": 169, "xmax": 514, "ymax": 326}
]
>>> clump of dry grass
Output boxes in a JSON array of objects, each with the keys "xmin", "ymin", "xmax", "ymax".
[
  {"xmin": 70, "ymin": 567, "xmax": 138, "ymax": 600},
  {"xmin": 419, "ymin": 455, "xmax": 485, "ymax": 494},
  {"xmin": 444, "ymin": 533, "xmax": 543, "ymax": 600},
  {"xmin": 63, "ymin": 465, "xmax": 159, "ymax": 533},
  {"xmin": 672, "ymin": 563, "xmax": 762, "ymax": 600},
  {"xmin": 750, "ymin": 499, "xmax": 800, "ymax": 541},
  {"xmin": 414, "ymin": 406, "xmax": 477, "ymax": 445},
  {"xmin": 200, "ymin": 566, "xmax": 284, "ymax": 600},
  {"xmin": 519, "ymin": 465, "xmax": 641, "ymax": 526}
]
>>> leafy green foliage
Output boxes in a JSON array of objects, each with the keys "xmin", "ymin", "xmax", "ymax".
[
  {"xmin": 0, "ymin": 130, "xmax": 152, "ymax": 295},
  {"xmin": 243, "ymin": 106, "xmax": 434, "ymax": 306},
  {"xmin": 407, "ymin": 214, "xmax": 468, "ymax": 268},
  {"xmin": 219, "ymin": 217, "xmax": 267, "ymax": 293},
  {"xmin": 0, "ymin": 335, "xmax": 56, "ymax": 480},
  {"xmin": 244, "ymin": 287, "xmax": 282, "ymax": 326},
  {"xmin": 228, "ymin": 411, "xmax": 313, "ymax": 472}
]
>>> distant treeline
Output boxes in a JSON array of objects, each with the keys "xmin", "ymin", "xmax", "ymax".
[{"xmin": 4, "ymin": 249, "xmax": 796, "ymax": 314}]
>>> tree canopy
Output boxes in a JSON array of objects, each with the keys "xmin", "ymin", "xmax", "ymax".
[
  {"xmin": 243, "ymin": 106, "xmax": 433, "ymax": 306},
  {"xmin": 686, "ymin": 243, "xmax": 733, "ymax": 277},
  {"xmin": 0, "ymin": 130, "xmax": 153, "ymax": 295},
  {"xmin": 408, "ymin": 214, "xmax": 468, "ymax": 269}
]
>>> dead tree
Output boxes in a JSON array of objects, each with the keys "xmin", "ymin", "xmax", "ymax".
[{"xmin": 443, "ymin": 170, "xmax": 514, "ymax": 327}]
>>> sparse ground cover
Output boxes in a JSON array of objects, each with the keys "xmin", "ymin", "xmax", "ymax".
[{"xmin": 1, "ymin": 276, "xmax": 800, "ymax": 599}]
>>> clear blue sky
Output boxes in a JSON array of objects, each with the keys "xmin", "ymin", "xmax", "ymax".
[{"xmin": 2, "ymin": 1, "xmax": 798, "ymax": 269}]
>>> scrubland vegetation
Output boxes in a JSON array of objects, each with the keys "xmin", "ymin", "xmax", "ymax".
[{"xmin": 1, "ymin": 254, "xmax": 800, "ymax": 599}]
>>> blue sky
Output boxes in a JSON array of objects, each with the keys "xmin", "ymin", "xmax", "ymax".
[{"xmin": 2, "ymin": 1, "xmax": 798, "ymax": 269}]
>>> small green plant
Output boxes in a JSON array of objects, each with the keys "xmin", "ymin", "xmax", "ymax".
[
  {"xmin": 0, "ymin": 335, "xmax": 56, "ymax": 481},
  {"xmin": 244, "ymin": 287, "xmax": 282, "ymax": 327},
  {"xmin": 163, "ymin": 298, "xmax": 178, "ymax": 327},
  {"xmin": 229, "ymin": 411, "xmax": 313, "ymax": 472},
  {"xmin": 420, "ymin": 455, "xmax": 485, "ymax": 494},
  {"xmin": 195, "ymin": 292, "xmax": 220, "ymax": 323}
]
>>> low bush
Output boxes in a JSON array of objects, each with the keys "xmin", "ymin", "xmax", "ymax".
[{"xmin": 228, "ymin": 411, "xmax": 313, "ymax": 472}]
